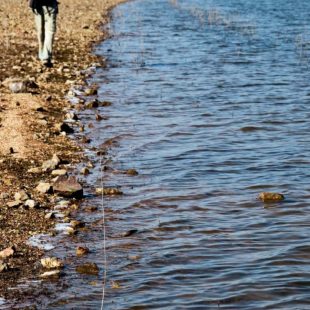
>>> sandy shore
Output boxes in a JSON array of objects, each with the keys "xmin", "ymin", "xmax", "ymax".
[{"xmin": 0, "ymin": 0, "xmax": 124, "ymax": 304}]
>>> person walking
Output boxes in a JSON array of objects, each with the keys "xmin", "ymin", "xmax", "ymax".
[{"xmin": 28, "ymin": 0, "xmax": 58, "ymax": 67}]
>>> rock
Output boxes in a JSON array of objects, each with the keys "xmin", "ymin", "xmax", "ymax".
[
  {"xmin": 76, "ymin": 246, "xmax": 89, "ymax": 256},
  {"xmin": 3, "ymin": 78, "xmax": 27, "ymax": 93},
  {"xmin": 80, "ymin": 167, "xmax": 90, "ymax": 175},
  {"xmin": 95, "ymin": 188, "xmax": 123, "ymax": 196},
  {"xmin": 24, "ymin": 199, "xmax": 38, "ymax": 209},
  {"xmin": 85, "ymin": 99, "xmax": 99, "ymax": 109},
  {"xmin": 258, "ymin": 192, "xmax": 285, "ymax": 202},
  {"xmin": 70, "ymin": 220, "xmax": 84, "ymax": 229},
  {"xmin": 51, "ymin": 169, "xmax": 67, "ymax": 176},
  {"xmin": 0, "ymin": 262, "xmax": 8, "ymax": 273},
  {"xmin": 76, "ymin": 262, "xmax": 99, "ymax": 275},
  {"xmin": 36, "ymin": 182, "xmax": 53, "ymax": 194},
  {"xmin": 84, "ymin": 88, "xmax": 97, "ymax": 96},
  {"xmin": 65, "ymin": 112, "xmax": 78, "ymax": 121},
  {"xmin": 54, "ymin": 122, "xmax": 74, "ymax": 134},
  {"xmin": 27, "ymin": 167, "xmax": 42, "ymax": 174},
  {"xmin": 7, "ymin": 201, "xmax": 22, "ymax": 208},
  {"xmin": 45, "ymin": 212, "xmax": 55, "ymax": 220},
  {"xmin": 41, "ymin": 257, "xmax": 63, "ymax": 269},
  {"xmin": 121, "ymin": 229, "xmax": 138, "ymax": 237},
  {"xmin": 0, "ymin": 246, "xmax": 15, "ymax": 259},
  {"xmin": 95, "ymin": 113, "xmax": 103, "ymax": 121},
  {"xmin": 100, "ymin": 101, "xmax": 112, "ymax": 107},
  {"xmin": 128, "ymin": 255, "xmax": 141, "ymax": 261},
  {"xmin": 53, "ymin": 176, "xmax": 83, "ymax": 198},
  {"xmin": 14, "ymin": 190, "xmax": 29, "ymax": 202},
  {"xmin": 40, "ymin": 270, "xmax": 61, "ymax": 278},
  {"xmin": 84, "ymin": 206, "xmax": 98, "ymax": 213},
  {"xmin": 0, "ymin": 193, "xmax": 9, "ymax": 200},
  {"xmin": 126, "ymin": 169, "xmax": 139, "ymax": 176},
  {"xmin": 42, "ymin": 154, "xmax": 61, "ymax": 172},
  {"xmin": 111, "ymin": 280, "xmax": 121, "ymax": 289},
  {"xmin": 66, "ymin": 227, "xmax": 76, "ymax": 235}
]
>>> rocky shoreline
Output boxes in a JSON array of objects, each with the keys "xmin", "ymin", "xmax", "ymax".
[{"xmin": 0, "ymin": 0, "xmax": 125, "ymax": 305}]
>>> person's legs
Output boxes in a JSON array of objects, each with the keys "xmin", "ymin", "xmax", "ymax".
[
  {"xmin": 34, "ymin": 7, "xmax": 45, "ymax": 61},
  {"xmin": 42, "ymin": 6, "xmax": 57, "ymax": 64}
]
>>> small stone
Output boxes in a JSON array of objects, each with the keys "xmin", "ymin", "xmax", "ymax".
[
  {"xmin": 95, "ymin": 113, "xmax": 103, "ymax": 121},
  {"xmin": 87, "ymin": 162, "xmax": 94, "ymax": 168},
  {"xmin": 70, "ymin": 220, "xmax": 85, "ymax": 229},
  {"xmin": 76, "ymin": 262, "xmax": 99, "ymax": 275},
  {"xmin": 45, "ymin": 212, "xmax": 55, "ymax": 220},
  {"xmin": 51, "ymin": 169, "xmax": 67, "ymax": 176},
  {"xmin": 65, "ymin": 112, "xmax": 78, "ymax": 121},
  {"xmin": 0, "ymin": 246, "xmax": 15, "ymax": 259},
  {"xmin": 7, "ymin": 201, "xmax": 22, "ymax": 208},
  {"xmin": 80, "ymin": 167, "xmax": 90, "ymax": 175},
  {"xmin": 126, "ymin": 169, "xmax": 139, "ymax": 176},
  {"xmin": 55, "ymin": 122, "xmax": 74, "ymax": 134},
  {"xmin": 95, "ymin": 188, "xmax": 123, "ymax": 196},
  {"xmin": 85, "ymin": 99, "xmax": 99, "ymax": 109},
  {"xmin": 84, "ymin": 88, "xmax": 97, "ymax": 96},
  {"xmin": 0, "ymin": 262, "xmax": 8, "ymax": 273},
  {"xmin": 41, "ymin": 257, "xmax": 63, "ymax": 269},
  {"xmin": 258, "ymin": 192, "xmax": 285, "ymax": 202},
  {"xmin": 0, "ymin": 193, "xmax": 9, "ymax": 200},
  {"xmin": 27, "ymin": 167, "xmax": 42, "ymax": 174},
  {"xmin": 42, "ymin": 154, "xmax": 61, "ymax": 172},
  {"xmin": 53, "ymin": 176, "xmax": 83, "ymax": 198},
  {"xmin": 40, "ymin": 270, "xmax": 61, "ymax": 278},
  {"xmin": 24, "ymin": 199, "xmax": 38, "ymax": 209},
  {"xmin": 76, "ymin": 246, "xmax": 89, "ymax": 256},
  {"xmin": 128, "ymin": 255, "xmax": 141, "ymax": 261},
  {"xmin": 14, "ymin": 190, "xmax": 29, "ymax": 202},
  {"xmin": 84, "ymin": 206, "xmax": 98, "ymax": 213},
  {"xmin": 36, "ymin": 182, "xmax": 52, "ymax": 194},
  {"xmin": 111, "ymin": 280, "xmax": 121, "ymax": 289},
  {"xmin": 121, "ymin": 229, "xmax": 138, "ymax": 237},
  {"xmin": 66, "ymin": 227, "xmax": 76, "ymax": 235}
]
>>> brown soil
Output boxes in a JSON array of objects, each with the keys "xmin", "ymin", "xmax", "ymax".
[{"xmin": 0, "ymin": 0, "xmax": 124, "ymax": 305}]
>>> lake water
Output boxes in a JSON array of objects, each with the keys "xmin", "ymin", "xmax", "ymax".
[{"xmin": 10, "ymin": 0, "xmax": 310, "ymax": 309}]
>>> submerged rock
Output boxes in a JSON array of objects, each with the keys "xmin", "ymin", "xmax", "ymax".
[
  {"xmin": 258, "ymin": 192, "xmax": 285, "ymax": 202},
  {"xmin": 53, "ymin": 176, "xmax": 83, "ymax": 198},
  {"xmin": 76, "ymin": 262, "xmax": 99, "ymax": 275},
  {"xmin": 95, "ymin": 188, "xmax": 123, "ymax": 196},
  {"xmin": 121, "ymin": 229, "xmax": 138, "ymax": 237},
  {"xmin": 76, "ymin": 246, "xmax": 89, "ymax": 256},
  {"xmin": 126, "ymin": 169, "xmax": 139, "ymax": 176}
]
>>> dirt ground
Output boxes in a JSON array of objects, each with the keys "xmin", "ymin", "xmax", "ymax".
[{"xmin": 0, "ymin": 0, "xmax": 124, "ymax": 304}]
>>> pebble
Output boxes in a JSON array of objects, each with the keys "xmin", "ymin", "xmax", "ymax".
[
  {"xmin": 36, "ymin": 182, "xmax": 52, "ymax": 194},
  {"xmin": 76, "ymin": 262, "xmax": 99, "ymax": 275},
  {"xmin": 80, "ymin": 167, "xmax": 90, "ymax": 175},
  {"xmin": 7, "ymin": 201, "xmax": 22, "ymax": 208},
  {"xmin": 51, "ymin": 169, "xmax": 67, "ymax": 176},
  {"xmin": 76, "ymin": 246, "xmax": 89, "ymax": 256},
  {"xmin": 95, "ymin": 188, "xmax": 123, "ymax": 196},
  {"xmin": 41, "ymin": 257, "xmax": 63, "ymax": 269},
  {"xmin": 24, "ymin": 199, "xmax": 38, "ymax": 209},
  {"xmin": 40, "ymin": 270, "xmax": 61, "ymax": 278},
  {"xmin": 14, "ymin": 190, "xmax": 29, "ymax": 202},
  {"xmin": 258, "ymin": 192, "xmax": 285, "ymax": 202},
  {"xmin": 0, "ymin": 246, "xmax": 15, "ymax": 259},
  {"xmin": 0, "ymin": 262, "xmax": 8, "ymax": 273}
]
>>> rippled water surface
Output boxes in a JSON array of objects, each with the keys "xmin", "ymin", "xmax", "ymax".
[{"xmin": 47, "ymin": 0, "xmax": 310, "ymax": 309}]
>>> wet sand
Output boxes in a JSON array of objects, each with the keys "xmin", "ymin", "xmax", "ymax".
[{"xmin": 0, "ymin": 0, "xmax": 125, "ymax": 304}]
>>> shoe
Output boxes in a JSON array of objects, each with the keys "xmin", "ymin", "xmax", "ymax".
[{"xmin": 42, "ymin": 60, "xmax": 53, "ymax": 68}]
